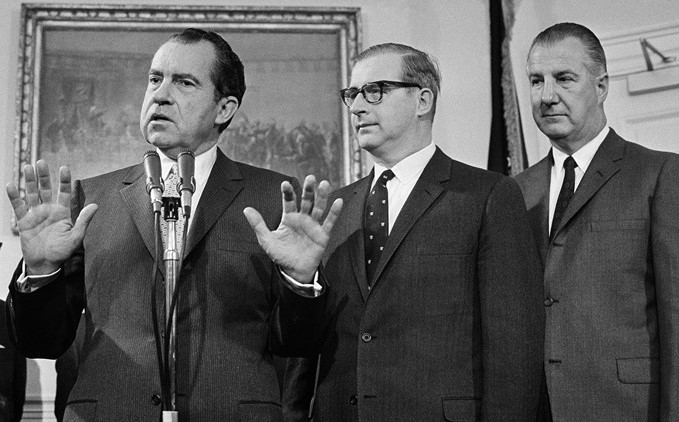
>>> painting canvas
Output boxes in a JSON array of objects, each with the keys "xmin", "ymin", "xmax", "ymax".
[{"xmin": 13, "ymin": 5, "xmax": 363, "ymax": 221}]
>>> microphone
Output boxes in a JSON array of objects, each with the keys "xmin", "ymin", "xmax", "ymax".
[
  {"xmin": 144, "ymin": 151, "xmax": 164, "ymax": 213},
  {"xmin": 177, "ymin": 150, "xmax": 196, "ymax": 218}
]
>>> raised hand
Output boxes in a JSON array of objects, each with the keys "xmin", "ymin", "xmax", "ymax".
[
  {"xmin": 243, "ymin": 175, "xmax": 343, "ymax": 284},
  {"xmin": 6, "ymin": 160, "xmax": 98, "ymax": 275}
]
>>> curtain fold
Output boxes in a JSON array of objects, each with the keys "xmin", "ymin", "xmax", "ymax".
[{"xmin": 488, "ymin": 0, "xmax": 527, "ymax": 176}]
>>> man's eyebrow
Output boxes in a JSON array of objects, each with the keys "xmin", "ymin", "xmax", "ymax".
[{"xmin": 173, "ymin": 73, "xmax": 202, "ymax": 86}]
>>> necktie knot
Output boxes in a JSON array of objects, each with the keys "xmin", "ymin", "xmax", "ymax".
[
  {"xmin": 377, "ymin": 169, "xmax": 395, "ymax": 187},
  {"xmin": 564, "ymin": 156, "xmax": 577, "ymax": 171},
  {"xmin": 164, "ymin": 164, "xmax": 180, "ymax": 198}
]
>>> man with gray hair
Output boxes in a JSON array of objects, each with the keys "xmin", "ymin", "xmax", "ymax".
[
  {"xmin": 270, "ymin": 42, "xmax": 544, "ymax": 421},
  {"xmin": 516, "ymin": 22, "xmax": 679, "ymax": 421}
]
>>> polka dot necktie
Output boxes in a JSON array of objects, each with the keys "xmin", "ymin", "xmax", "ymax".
[
  {"xmin": 551, "ymin": 156, "xmax": 577, "ymax": 239},
  {"xmin": 365, "ymin": 169, "xmax": 395, "ymax": 285}
]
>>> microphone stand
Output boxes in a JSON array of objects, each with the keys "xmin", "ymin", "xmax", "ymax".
[{"xmin": 162, "ymin": 197, "xmax": 181, "ymax": 422}]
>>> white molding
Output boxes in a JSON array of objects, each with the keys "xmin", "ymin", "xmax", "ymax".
[
  {"xmin": 600, "ymin": 21, "xmax": 679, "ymax": 78},
  {"xmin": 22, "ymin": 398, "xmax": 57, "ymax": 422}
]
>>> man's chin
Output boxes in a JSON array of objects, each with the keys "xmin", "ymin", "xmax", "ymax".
[{"xmin": 538, "ymin": 123, "xmax": 572, "ymax": 140}]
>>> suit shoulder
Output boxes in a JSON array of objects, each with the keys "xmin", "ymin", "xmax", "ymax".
[
  {"xmin": 233, "ymin": 160, "xmax": 296, "ymax": 184},
  {"xmin": 447, "ymin": 159, "xmax": 521, "ymax": 197},
  {"xmin": 623, "ymin": 139, "xmax": 679, "ymax": 162},
  {"xmin": 79, "ymin": 164, "xmax": 139, "ymax": 189}
]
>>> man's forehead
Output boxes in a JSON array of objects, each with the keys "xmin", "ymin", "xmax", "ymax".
[
  {"xmin": 150, "ymin": 41, "xmax": 214, "ymax": 74},
  {"xmin": 528, "ymin": 38, "xmax": 588, "ymax": 73},
  {"xmin": 350, "ymin": 53, "xmax": 403, "ymax": 85}
]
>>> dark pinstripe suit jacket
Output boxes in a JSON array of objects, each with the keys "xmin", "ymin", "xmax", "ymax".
[
  {"xmin": 285, "ymin": 147, "xmax": 544, "ymax": 421},
  {"xmin": 7, "ymin": 148, "xmax": 324, "ymax": 421}
]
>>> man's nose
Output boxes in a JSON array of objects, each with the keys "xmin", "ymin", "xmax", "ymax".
[
  {"xmin": 152, "ymin": 80, "xmax": 174, "ymax": 104},
  {"xmin": 349, "ymin": 92, "xmax": 368, "ymax": 115},
  {"xmin": 541, "ymin": 81, "xmax": 558, "ymax": 104}
]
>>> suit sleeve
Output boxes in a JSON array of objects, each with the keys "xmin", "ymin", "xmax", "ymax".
[
  {"xmin": 477, "ymin": 177, "xmax": 544, "ymax": 421},
  {"xmin": 5, "ymin": 181, "xmax": 87, "ymax": 359},
  {"xmin": 651, "ymin": 154, "xmax": 679, "ymax": 421}
]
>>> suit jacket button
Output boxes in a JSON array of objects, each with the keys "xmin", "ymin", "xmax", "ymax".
[
  {"xmin": 349, "ymin": 395, "xmax": 358, "ymax": 405},
  {"xmin": 361, "ymin": 332, "xmax": 372, "ymax": 342},
  {"xmin": 544, "ymin": 297, "xmax": 554, "ymax": 307},
  {"xmin": 151, "ymin": 394, "xmax": 162, "ymax": 406}
]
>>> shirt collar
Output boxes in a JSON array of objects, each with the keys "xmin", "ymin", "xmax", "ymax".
[
  {"xmin": 373, "ymin": 143, "xmax": 436, "ymax": 185},
  {"xmin": 157, "ymin": 144, "xmax": 217, "ymax": 182},
  {"xmin": 551, "ymin": 126, "xmax": 609, "ymax": 174}
]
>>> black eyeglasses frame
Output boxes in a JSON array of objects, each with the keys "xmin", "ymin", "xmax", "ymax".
[{"xmin": 339, "ymin": 80, "xmax": 422, "ymax": 107}]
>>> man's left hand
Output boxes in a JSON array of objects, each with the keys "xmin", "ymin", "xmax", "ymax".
[{"xmin": 244, "ymin": 175, "xmax": 343, "ymax": 284}]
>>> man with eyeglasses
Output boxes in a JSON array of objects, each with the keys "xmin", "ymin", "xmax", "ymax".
[{"xmin": 268, "ymin": 43, "xmax": 544, "ymax": 421}]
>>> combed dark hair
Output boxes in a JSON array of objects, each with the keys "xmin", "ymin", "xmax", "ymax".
[
  {"xmin": 355, "ymin": 43, "xmax": 441, "ymax": 120},
  {"xmin": 530, "ymin": 22, "xmax": 607, "ymax": 76},
  {"xmin": 168, "ymin": 28, "xmax": 245, "ymax": 132}
]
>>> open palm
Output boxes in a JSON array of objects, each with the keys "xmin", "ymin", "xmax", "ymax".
[
  {"xmin": 244, "ymin": 175, "xmax": 343, "ymax": 283},
  {"xmin": 6, "ymin": 161, "xmax": 98, "ymax": 275}
]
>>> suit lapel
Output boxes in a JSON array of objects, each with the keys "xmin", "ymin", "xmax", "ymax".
[
  {"xmin": 522, "ymin": 156, "xmax": 551, "ymax": 265},
  {"xmin": 345, "ymin": 175, "xmax": 372, "ymax": 302},
  {"xmin": 551, "ymin": 131, "xmax": 624, "ymax": 239},
  {"xmin": 370, "ymin": 149, "xmax": 447, "ymax": 292},
  {"xmin": 184, "ymin": 149, "xmax": 243, "ymax": 257},
  {"xmin": 119, "ymin": 164, "xmax": 161, "ymax": 271}
]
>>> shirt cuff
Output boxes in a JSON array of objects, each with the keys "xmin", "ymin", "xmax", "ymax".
[
  {"xmin": 279, "ymin": 268, "xmax": 324, "ymax": 298},
  {"xmin": 16, "ymin": 266, "xmax": 61, "ymax": 293}
]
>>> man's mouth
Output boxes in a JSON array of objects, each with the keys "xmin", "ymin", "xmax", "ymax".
[
  {"xmin": 356, "ymin": 123, "xmax": 376, "ymax": 131},
  {"xmin": 150, "ymin": 113, "xmax": 172, "ymax": 123}
]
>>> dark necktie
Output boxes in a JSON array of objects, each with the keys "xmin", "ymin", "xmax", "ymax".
[
  {"xmin": 551, "ymin": 156, "xmax": 577, "ymax": 238},
  {"xmin": 365, "ymin": 169, "xmax": 395, "ymax": 285}
]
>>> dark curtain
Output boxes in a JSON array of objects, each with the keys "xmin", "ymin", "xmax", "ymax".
[{"xmin": 488, "ymin": 0, "xmax": 528, "ymax": 176}]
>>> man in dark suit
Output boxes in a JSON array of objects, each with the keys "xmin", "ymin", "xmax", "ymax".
[
  {"xmin": 5, "ymin": 28, "xmax": 339, "ymax": 421},
  {"xmin": 267, "ymin": 43, "xmax": 544, "ymax": 421},
  {"xmin": 515, "ymin": 22, "xmax": 679, "ymax": 421},
  {"xmin": 0, "ymin": 299, "xmax": 26, "ymax": 422}
]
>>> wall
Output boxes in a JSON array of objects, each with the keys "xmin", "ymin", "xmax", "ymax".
[{"xmin": 0, "ymin": 0, "xmax": 492, "ymax": 418}]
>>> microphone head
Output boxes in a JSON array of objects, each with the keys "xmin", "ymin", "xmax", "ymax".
[
  {"xmin": 177, "ymin": 150, "xmax": 196, "ymax": 194},
  {"xmin": 143, "ymin": 150, "xmax": 163, "ymax": 194}
]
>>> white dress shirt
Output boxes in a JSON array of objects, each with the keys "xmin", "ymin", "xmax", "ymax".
[
  {"xmin": 158, "ymin": 145, "xmax": 217, "ymax": 233},
  {"xmin": 373, "ymin": 142, "xmax": 437, "ymax": 233},
  {"xmin": 548, "ymin": 126, "xmax": 609, "ymax": 233}
]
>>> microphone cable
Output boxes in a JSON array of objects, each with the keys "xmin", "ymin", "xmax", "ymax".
[
  {"xmin": 150, "ymin": 210, "xmax": 171, "ymax": 410},
  {"xmin": 163, "ymin": 212, "xmax": 190, "ymax": 407}
]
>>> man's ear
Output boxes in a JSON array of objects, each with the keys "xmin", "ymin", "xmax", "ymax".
[
  {"xmin": 215, "ymin": 96, "xmax": 239, "ymax": 125},
  {"xmin": 416, "ymin": 88, "xmax": 434, "ymax": 118},
  {"xmin": 597, "ymin": 73, "xmax": 609, "ymax": 104}
]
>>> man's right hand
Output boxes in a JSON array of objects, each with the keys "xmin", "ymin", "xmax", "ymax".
[{"xmin": 6, "ymin": 160, "xmax": 98, "ymax": 275}]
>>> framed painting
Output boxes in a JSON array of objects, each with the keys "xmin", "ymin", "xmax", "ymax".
[{"xmin": 13, "ymin": 4, "xmax": 363, "ymax": 229}]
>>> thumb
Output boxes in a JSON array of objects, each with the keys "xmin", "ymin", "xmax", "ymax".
[
  {"xmin": 243, "ymin": 207, "xmax": 270, "ymax": 240},
  {"xmin": 71, "ymin": 204, "xmax": 99, "ymax": 239}
]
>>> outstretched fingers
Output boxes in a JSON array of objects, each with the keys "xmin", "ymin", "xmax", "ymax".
[
  {"xmin": 36, "ymin": 160, "xmax": 53, "ymax": 203},
  {"xmin": 57, "ymin": 166, "xmax": 72, "ymax": 209},
  {"xmin": 243, "ymin": 207, "xmax": 271, "ymax": 241},
  {"xmin": 322, "ymin": 198, "xmax": 344, "ymax": 233},
  {"xmin": 6, "ymin": 182, "xmax": 27, "ymax": 220},
  {"xmin": 23, "ymin": 164, "xmax": 39, "ymax": 208},
  {"xmin": 71, "ymin": 203, "xmax": 99, "ymax": 242},
  {"xmin": 310, "ymin": 180, "xmax": 330, "ymax": 222},
  {"xmin": 281, "ymin": 181, "xmax": 297, "ymax": 214},
  {"xmin": 299, "ymin": 175, "xmax": 317, "ymax": 215}
]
